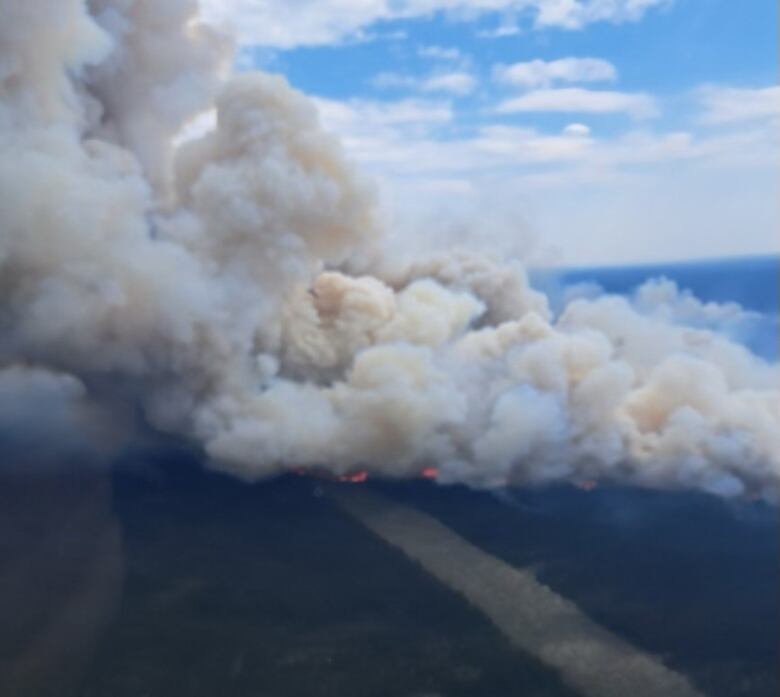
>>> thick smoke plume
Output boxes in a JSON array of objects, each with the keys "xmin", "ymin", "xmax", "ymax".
[{"xmin": 1, "ymin": 0, "xmax": 778, "ymax": 501}]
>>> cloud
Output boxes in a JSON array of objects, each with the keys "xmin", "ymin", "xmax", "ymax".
[
  {"xmin": 495, "ymin": 87, "xmax": 659, "ymax": 118},
  {"xmin": 312, "ymin": 92, "xmax": 774, "ymax": 181},
  {"xmin": 533, "ymin": 0, "xmax": 671, "ymax": 29},
  {"xmin": 349, "ymin": 27, "xmax": 410, "ymax": 44},
  {"xmin": 198, "ymin": 0, "xmax": 672, "ymax": 48},
  {"xmin": 372, "ymin": 73, "xmax": 420, "ymax": 90},
  {"xmin": 314, "ymin": 97, "xmax": 453, "ymax": 134},
  {"xmin": 418, "ymin": 45, "xmax": 463, "ymax": 61},
  {"xmin": 698, "ymin": 85, "xmax": 780, "ymax": 125},
  {"xmin": 313, "ymin": 98, "xmax": 600, "ymax": 179},
  {"xmin": 494, "ymin": 58, "xmax": 617, "ymax": 88},
  {"xmin": 563, "ymin": 122, "xmax": 591, "ymax": 136},
  {"xmin": 473, "ymin": 125, "xmax": 595, "ymax": 161},
  {"xmin": 373, "ymin": 70, "xmax": 477, "ymax": 96},
  {"xmin": 422, "ymin": 72, "xmax": 478, "ymax": 96},
  {"xmin": 477, "ymin": 23, "xmax": 522, "ymax": 38},
  {"xmin": 309, "ymin": 86, "xmax": 777, "ymax": 265}
]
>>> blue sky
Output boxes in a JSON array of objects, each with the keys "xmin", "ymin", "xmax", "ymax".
[{"xmin": 200, "ymin": 0, "xmax": 778, "ymax": 265}]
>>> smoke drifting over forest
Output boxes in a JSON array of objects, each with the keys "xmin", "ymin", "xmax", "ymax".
[{"xmin": 1, "ymin": 0, "xmax": 778, "ymax": 500}]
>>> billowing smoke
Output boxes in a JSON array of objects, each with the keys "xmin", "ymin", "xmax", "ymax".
[{"xmin": 1, "ymin": 0, "xmax": 778, "ymax": 501}]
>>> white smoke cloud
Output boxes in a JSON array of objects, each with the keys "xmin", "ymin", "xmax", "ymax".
[{"xmin": 0, "ymin": 0, "xmax": 777, "ymax": 501}]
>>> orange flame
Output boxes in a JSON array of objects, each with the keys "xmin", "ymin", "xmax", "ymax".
[
  {"xmin": 574, "ymin": 480, "xmax": 598, "ymax": 492},
  {"xmin": 420, "ymin": 467, "xmax": 439, "ymax": 480},
  {"xmin": 339, "ymin": 471, "xmax": 368, "ymax": 484}
]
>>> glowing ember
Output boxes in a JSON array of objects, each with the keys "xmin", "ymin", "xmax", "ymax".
[
  {"xmin": 420, "ymin": 467, "xmax": 439, "ymax": 480},
  {"xmin": 574, "ymin": 480, "xmax": 598, "ymax": 492},
  {"xmin": 339, "ymin": 471, "xmax": 368, "ymax": 484}
]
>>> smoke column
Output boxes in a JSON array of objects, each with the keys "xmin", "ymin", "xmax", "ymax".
[{"xmin": 0, "ymin": 0, "xmax": 778, "ymax": 501}]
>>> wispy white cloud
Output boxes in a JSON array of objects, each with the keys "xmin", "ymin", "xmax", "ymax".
[
  {"xmin": 477, "ymin": 23, "xmax": 522, "ymax": 38},
  {"xmin": 495, "ymin": 87, "xmax": 658, "ymax": 118},
  {"xmin": 373, "ymin": 70, "xmax": 477, "ymax": 96},
  {"xmin": 372, "ymin": 73, "xmax": 420, "ymax": 90},
  {"xmin": 313, "ymin": 97, "xmax": 597, "ymax": 180},
  {"xmin": 563, "ymin": 122, "xmax": 591, "ymax": 136},
  {"xmin": 349, "ymin": 27, "xmax": 409, "ymax": 43},
  {"xmin": 418, "ymin": 45, "xmax": 463, "ymax": 61},
  {"xmin": 698, "ymin": 85, "xmax": 780, "ymax": 125},
  {"xmin": 310, "ymin": 96, "xmax": 713, "ymax": 180},
  {"xmin": 309, "ymin": 84, "xmax": 776, "ymax": 264},
  {"xmin": 313, "ymin": 97, "xmax": 453, "ymax": 142},
  {"xmin": 423, "ymin": 72, "xmax": 477, "ymax": 95},
  {"xmin": 493, "ymin": 58, "xmax": 617, "ymax": 88},
  {"xmin": 198, "ymin": 0, "xmax": 672, "ymax": 49},
  {"xmin": 473, "ymin": 125, "xmax": 596, "ymax": 161},
  {"xmin": 533, "ymin": 0, "xmax": 671, "ymax": 29}
]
